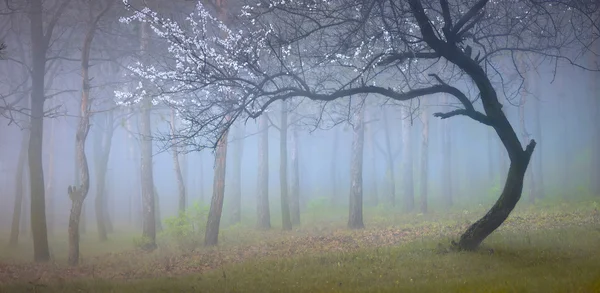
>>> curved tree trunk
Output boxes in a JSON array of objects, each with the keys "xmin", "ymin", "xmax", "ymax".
[
  {"xmin": 257, "ymin": 114, "xmax": 271, "ymax": 229},
  {"xmin": 280, "ymin": 100, "xmax": 292, "ymax": 230},
  {"xmin": 348, "ymin": 102, "xmax": 365, "ymax": 229}
]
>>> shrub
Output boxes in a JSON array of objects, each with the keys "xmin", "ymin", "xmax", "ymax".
[{"xmin": 159, "ymin": 201, "xmax": 210, "ymax": 252}]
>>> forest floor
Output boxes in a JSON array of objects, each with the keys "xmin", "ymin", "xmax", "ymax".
[{"xmin": 1, "ymin": 199, "xmax": 599, "ymax": 292}]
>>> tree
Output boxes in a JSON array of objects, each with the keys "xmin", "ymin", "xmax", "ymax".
[
  {"xmin": 229, "ymin": 122, "xmax": 244, "ymax": 224},
  {"xmin": 401, "ymin": 105, "xmax": 415, "ymax": 211},
  {"xmin": 290, "ymin": 113, "xmax": 301, "ymax": 225},
  {"xmin": 29, "ymin": 0, "xmax": 72, "ymax": 262},
  {"xmin": 279, "ymin": 100, "xmax": 292, "ymax": 230},
  {"xmin": 93, "ymin": 110, "xmax": 116, "ymax": 241},
  {"xmin": 257, "ymin": 113, "xmax": 271, "ymax": 229},
  {"xmin": 68, "ymin": 0, "xmax": 116, "ymax": 265},
  {"xmin": 123, "ymin": 0, "xmax": 599, "ymax": 250},
  {"xmin": 348, "ymin": 98, "xmax": 365, "ymax": 229},
  {"xmin": 170, "ymin": 108, "xmax": 186, "ymax": 213},
  {"xmin": 420, "ymin": 106, "xmax": 430, "ymax": 214}
]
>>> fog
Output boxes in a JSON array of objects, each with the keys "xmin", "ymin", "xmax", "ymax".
[
  {"xmin": 0, "ymin": 59, "xmax": 597, "ymax": 231},
  {"xmin": 0, "ymin": 0, "xmax": 599, "ymax": 290}
]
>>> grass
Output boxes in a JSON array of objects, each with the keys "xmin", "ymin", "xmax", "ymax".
[{"xmin": 1, "ymin": 198, "xmax": 599, "ymax": 292}]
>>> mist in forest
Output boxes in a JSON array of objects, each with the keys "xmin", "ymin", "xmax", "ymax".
[{"xmin": 0, "ymin": 57, "xmax": 597, "ymax": 232}]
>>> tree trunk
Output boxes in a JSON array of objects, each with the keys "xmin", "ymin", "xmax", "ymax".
[
  {"xmin": 487, "ymin": 130, "xmax": 495, "ymax": 184},
  {"xmin": 518, "ymin": 72, "xmax": 535, "ymax": 204},
  {"xmin": 458, "ymin": 143, "xmax": 535, "ymax": 250},
  {"xmin": 331, "ymin": 126, "xmax": 339, "ymax": 205},
  {"xmin": 381, "ymin": 109, "xmax": 396, "ymax": 206},
  {"xmin": 366, "ymin": 108, "xmax": 378, "ymax": 206},
  {"xmin": 154, "ymin": 185, "xmax": 162, "ymax": 232},
  {"xmin": 45, "ymin": 102, "xmax": 56, "ymax": 235},
  {"xmin": 441, "ymin": 95, "xmax": 453, "ymax": 207},
  {"xmin": 280, "ymin": 100, "xmax": 292, "ymax": 230},
  {"xmin": 348, "ymin": 102, "xmax": 365, "ymax": 229},
  {"xmin": 29, "ymin": 0, "xmax": 50, "ymax": 262},
  {"xmin": 93, "ymin": 110, "xmax": 115, "ymax": 241},
  {"xmin": 257, "ymin": 114, "xmax": 271, "ymax": 229},
  {"xmin": 204, "ymin": 118, "xmax": 230, "ymax": 246},
  {"xmin": 170, "ymin": 109, "xmax": 186, "ymax": 213},
  {"xmin": 290, "ymin": 115, "xmax": 300, "ymax": 225},
  {"xmin": 138, "ymin": 19, "xmax": 157, "ymax": 251},
  {"xmin": 401, "ymin": 106, "xmax": 414, "ymax": 211},
  {"xmin": 230, "ymin": 123, "xmax": 244, "ymax": 224},
  {"xmin": 420, "ymin": 107, "xmax": 429, "ymax": 214},
  {"xmin": 9, "ymin": 128, "xmax": 29, "ymax": 247}
]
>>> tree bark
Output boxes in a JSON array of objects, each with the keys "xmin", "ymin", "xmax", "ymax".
[
  {"xmin": 138, "ymin": 19, "xmax": 157, "ymax": 251},
  {"xmin": 331, "ymin": 126, "xmax": 339, "ymax": 205},
  {"xmin": 532, "ymin": 81, "xmax": 545, "ymax": 200},
  {"xmin": 401, "ymin": 106, "xmax": 414, "ymax": 211},
  {"xmin": 154, "ymin": 185, "xmax": 162, "ymax": 232},
  {"xmin": 230, "ymin": 123, "xmax": 244, "ymax": 224},
  {"xmin": 518, "ymin": 69, "xmax": 535, "ymax": 204},
  {"xmin": 420, "ymin": 107, "xmax": 429, "ymax": 214},
  {"xmin": 45, "ymin": 101, "xmax": 56, "ymax": 235},
  {"xmin": 381, "ymin": 109, "xmax": 397, "ymax": 206},
  {"xmin": 290, "ymin": 115, "xmax": 300, "ymax": 225},
  {"xmin": 29, "ymin": 0, "xmax": 52, "ymax": 262},
  {"xmin": 441, "ymin": 95, "xmax": 453, "ymax": 207},
  {"xmin": 257, "ymin": 114, "xmax": 271, "ymax": 229},
  {"xmin": 93, "ymin": 110, "xmax": 115, "ymax": 241},
  {"xmin": 280, "ymin": 100, "xmax": 292, "ymax": 230},
  {"xmin": 348, "ymin": 102, "xmax": 365, "ymax": 229},
  {"xmin": 170, "ymin": 109, "xmax": 186, "ymax": 213},
  {"xmin": 366, "ymin": 108, "xmax": 378, "ymax": 206},
  {"xmin": 204, "ymin": 118, "xmax": 230, "ymax": 246},
  {"xmin": 9, "ymin": 127, "xmax": 29, "ymax": 247}
]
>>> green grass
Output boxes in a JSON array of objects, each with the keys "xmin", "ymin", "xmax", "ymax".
[{"xmin": 1, "ymin": 198, "xmax": 599, "ymax": 292}]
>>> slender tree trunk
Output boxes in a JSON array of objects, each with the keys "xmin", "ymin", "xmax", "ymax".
[
  {"xmin": 401, "ymin": 106, "xmax": 414, "ymax": 211},
  {"xmin": 154, "ymin": 185, "xmax": 162, "ymax": 232},
  {"xmin": 170, "ymin": 109, "xmax": 186, "ymax": 213},
  {"xmin": 381, "ymin": 109, "xmax": 396, "ymax": 206},
  {"xmin": 420, "ymin": 107, "xmax": 429, "ymax": 214},
  {"xmin": 533, "ymin": 95, "xmax": 544, "ymax": 199},
  {"xmin": 45, "ymin": 103, "xmax": 56, "ymax": 235},
  {"xmin": 442, "ymin": 95, "xmax": 453, "ymax": 207},
  {"xmin": 290, "ymin": 115, "xmax": 300, "ymax": 225},
  {"xmin": 257, "ymin": 114, "xmax": 271, "ymax": 229},
  {"xmin": 138, "ymin": 19, "xmax": 157, "ymax": 250},
  {"xmin": 331, "ymin": 127, "xmax": 339, "ymax": 205},
  {"xmin": 487, "ymin": 130, "xmax": 495, "ymax": 184},
  {"xmin": 348, "ymin": 102, "xmax": 365, "ymax": 229},
  {"xmin": 9, "ymin": 128, "xmax": 29, "ymax": 247},
  {"xmin": 94, "ymin": 110, "xmax": 115, "ymax": 241},
  {"xmin": 204, "ymin": 118, "xmax": 230, "ymax": 246},
  {"xmin": 280, "ymin": 100, "xmax": 292, "ymax": 230},
  {"xmin": 29, "ymin": 0, "xmax": 51, "ymax": 262},
  {"xmin": 230, "ymin": 123, "xmax": 244, "ymax": 224},
  {"xmin": 366, "ymin": 108, "xmax": 378, "ymax": 206},
  {"xmin": 518, "ymin": 71, "xmax": 535, "ymax": 204}
]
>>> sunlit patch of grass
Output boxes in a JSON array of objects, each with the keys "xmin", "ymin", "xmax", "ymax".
[{"xmin": 3, "ymin": 226, "xmax": 599, "ymax": 293}]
